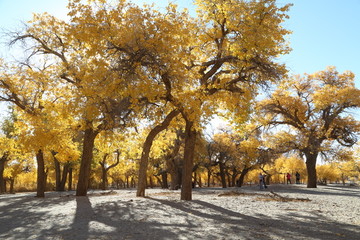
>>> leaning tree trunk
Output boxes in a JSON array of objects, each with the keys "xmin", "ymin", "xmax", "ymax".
[
  {"xmin": 181, "ymin": 120, "xmax": 197, "ymax": 200},
  {"xmin": 76, "ymin": 127, "xmax": 98, "ymax": 196},
  {"xmin": 305, "ymin": 151, "xmax": 318, "ymax": 188},
  {"xmin": 237, "ymin": 166, "xmax": 252, "ymax": 187},
  {"xmin": 36, "ymin": 149, "xmax": 46, "ymax": 198},
  {"xmin": 137, "ymin": 110, "xmax": 179, "ymax": 197}
]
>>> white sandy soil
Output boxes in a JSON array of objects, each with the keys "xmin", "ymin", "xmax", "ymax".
[{"xmin": 0, "ymin": 184, "xmax": 359, "ymax": 240}]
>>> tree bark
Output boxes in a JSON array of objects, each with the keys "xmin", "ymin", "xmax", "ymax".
[
  {"xmin": 207, "ymin": 167, "xmax": 212, "ymax": 187},
  {"xmin": 53, "ymin": 153, "xmax": 61, "ymax": 191},
  {"xmin": 237, "ymin": 166, "xmax": 252, "ymax": 187},
  {"xmin": 9, "ymin": 178, "xmax": 15, "ymax": 194},
  {"xmin": 36, "ymin": 149, "xmax": 46, "ymax": 198},
  {"xmin": 0, "ymin": 158, "xmax": 6, "ymax": 193},
  {"xmin": 100, "ymin": 153, "xmax": 109, "ymax": 190},
  {"xmin": 230, "ymin": 169, "xmax": 239, "ymax": 187},
  {"xmin": 219, "ymin": 159, "xmax": 227, "ymax": 188},
  {"xmin": 76, "ymin": 127, "xmax": 98, "ymax": 196},
  {"xmin": 169, "ymin": 165, "xmax": 182, "ymax": 190},
  {"xmin": 59, "ymin": 164, "xmax": 69, "ymax": 191},
  {"xmin": 137, "ymin": 110, "xmax": 179, "ymax": 197},
  {"xmin": 161, "ymin": 172, "xmax": 168, "ymax": 189},
  {"xmin": 68, "ymin": 167, "xmax": 73, "ymax": 191},
  {"xmin": 181, "ymin": 120, "xmax": 196, "ymax": 200},
  {"xmin": 305, "ymin": 151, "xmax": 318, "ymax": 188},
  {"xmin": 100, "ymin": 167, "xmax": 108, "ymax": 190},
  {"xmin": 0, "ymin": 153, "xmax": 9, "ymax": 193},
  {"xmin": 100, "ymin": 151, "xmax": 120, "ymax": 190},
  {"xmin": 52, "ymin": 153, "xmax": 69, "ymax": 191}
]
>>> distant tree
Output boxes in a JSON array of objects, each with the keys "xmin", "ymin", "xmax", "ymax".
[{"xmin": 258, "ymin": 67, "xmax": 360, "ymax": 187}]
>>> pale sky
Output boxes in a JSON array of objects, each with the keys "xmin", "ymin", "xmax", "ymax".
[{"xmin": 1, "ymin": 0, "xmax": 360, "ymax": 118}]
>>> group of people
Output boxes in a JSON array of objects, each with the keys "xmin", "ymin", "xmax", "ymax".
[
  {"xmin": 259, "ymin": 171, "xmax": 301, "ymax": 189},
  {"xmin": 287, "ymin": 172, "xmax": 301, "ymax": 184}
]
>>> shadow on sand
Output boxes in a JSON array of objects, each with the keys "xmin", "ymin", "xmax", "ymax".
[{"xmin": 0, "ymin": 186, "xmax": 359, "ymax": 240}]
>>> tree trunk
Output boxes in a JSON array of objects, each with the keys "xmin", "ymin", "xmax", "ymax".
[
  {"xmin": 0, "ymin": 158, "xmax": 6, "ymax": 193},
  {"xmin": 169, "ymin": 166, "xmax": 182, "ymax": 190},
  {"xmin": 101, "ymin": 166, "xmax": 108, "ymax": 190},
  {"xmin": 226, "ymin": 171, "xmax": 231, "ymax": 187},
  {"xmin": 100, "ymin": 151, "xmax": 120, "ymax": 191},
  {"xmin": 0, "ymin": 153, "xmax": 10, "ymax": 194},
  {"xmin": 148, "ymin": 176, "xmax": 154, "ymax": 188},
  {"xmin": 53, "ymin": 153, "xmax": 69, "ymax": 191},
  {"xmin": 53, "ymin": 153, "xmax": 62, "ymax": 191},
  {"xmin": 193, "ymin": 171, "xmax": 197, "ymax": 188},
  {"xmin": 207, "ymin": 168, "xmax": 212, "ymax": 187},
  {"xmin": 161, "ymin": 172, "xmax": 168, "ymax": 189},
  {"xmin": 305, "ymin": 151, "xmax": 318, "ymax": 188},
  {"xmin": 76, "ymin": 127, "xmax": 98, "ymax": 196},
  {"xmin": 137, "ymin": 110, "xmax": 179, "ymax": 197},
  {"xmin": 9, "ymin": 178, "xmax": 15, "ymax": 194},
  {"xmin": 219, "ymin": 161, "xmax": 227, "ymax": 188},
  {"xmin": 36, "ymin": 149, "xmax": 46, "ymax": 198},
  {"xmin": 59, "ymin": 164, "xmax": 69, "ymax": 191},
  {"xmin": 237, "ymin": 167, "xmax": 252, "ymax": 187},
  {"xmin": 68, "ymin": 167, "xmax": 73, "ymax": 191},
  {"xmin": 181, "ymin": 120, "xmax": 196, "ymax": 200},
  {"xmin": 230, "ymin": 170, "xmax": 238, "ymax": 187}
]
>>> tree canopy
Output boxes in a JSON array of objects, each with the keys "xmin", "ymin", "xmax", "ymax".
[
  {"xmin": 0, "ymin": 0, "xmax": 359, "ymax": 199},
  {"xmin": 257, "ymin": 66, "xmax": 360, "ymax": 187}
]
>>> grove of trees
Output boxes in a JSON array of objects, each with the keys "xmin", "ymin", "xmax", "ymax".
[{"xmin": 0, "ymin": 0, "xmax": 359, "ymax": 200}]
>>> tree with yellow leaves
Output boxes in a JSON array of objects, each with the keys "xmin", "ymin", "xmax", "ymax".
[
  {"xmin": 272, "ymin": 155, "xmax": 306, "ymax": 184},
  {"xmin": 257, "ymin": 67, "xmax": 360, "ymax": 188},
  {"xmin": 2, "ymin": 1, "xmax": 135, "ymax": 196},
  {"xmin": 136, "ymin": 0, "xmax": 292, "ymax": 200},
  {"xmin": 0, "ymin": 111, "xmax": 32, "ymax": 193},
  {"xmin": 2, "ymin": 0, "xmax": 291, "ymax": 200},
  {"xmin": 94, "ymin": 131, "xmax": 123, "ymax": 190}
]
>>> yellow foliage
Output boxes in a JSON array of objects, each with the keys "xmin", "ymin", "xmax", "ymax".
[
  {"xmin": 274, "ymin": 155, "xmax": 306, "ymax": 176},
  {"xmin": 1, "ymin": 0, "xmax": 294, "ymax": 191},
  {"xmin": 317, "ymin": 164, "xmax": 340, "ymax": 183}
]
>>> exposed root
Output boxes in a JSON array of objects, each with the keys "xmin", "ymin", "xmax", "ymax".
[
  {"xmin": 218, "ymin": 190, "xmax": 311, "ymax": 202},
  {"xmin": 257, "ymin": 191, "xmax": 311, "ymax": 202},
  {"xmin": 218, "ymin": 191, "xmax": 257, "ymax": 197}
]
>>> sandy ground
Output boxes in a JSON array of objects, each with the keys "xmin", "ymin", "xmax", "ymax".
[{"xmin": 0, "ymin": 184, "xmax": 359, "ymax": 240}]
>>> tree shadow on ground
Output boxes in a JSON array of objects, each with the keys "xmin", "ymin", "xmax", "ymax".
[
  {"xmin": 151, "ymin": 198, "xmax": 360, "ymax": 240},
  {"xmin": 59, "ymin": 196, "xmax": 183, "ymax": 240},
  {"xmin": 238, "ymin": 184, "xmax": 360, "ymax": 198},
  {"xmin": 0, "ymin": 192, "xmax": 74, "ymax": 240},
  {"xmin": 1, "ymin": 190, "xmax": 359, "ymax": 240}
]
